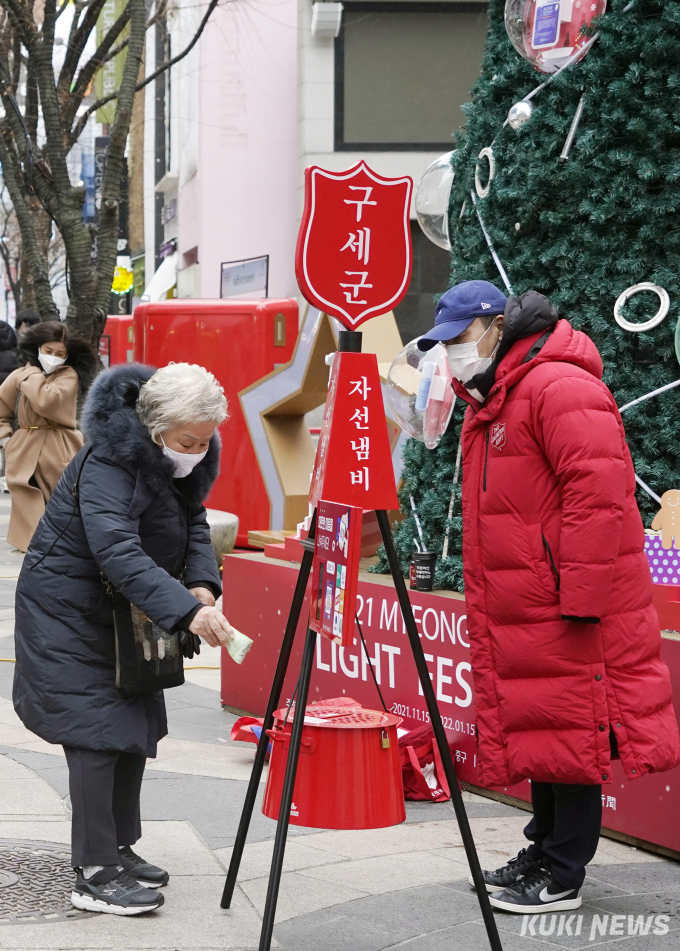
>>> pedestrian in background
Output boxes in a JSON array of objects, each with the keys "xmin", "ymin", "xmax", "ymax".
[
  {"xmin": 0, "ymin": 322, "xmax": 18, "ymax": 493},
  {"xmin": 0, "ymin": 320, "xmax": 96, "ymax": 551},
  {"xmin": 418, "ymin": 281, "xmax": 680, "ymax": 914},
  {"xmin": 0, "ymin": 322, "xmax": 18, "ymax": 386},
  {"xmin": 14, "ymin": 309, "xmax": 39, "ymax": 338},
  {"xmin": 13, "ymin": 362, "xmax": 233, "ymax": 916}
]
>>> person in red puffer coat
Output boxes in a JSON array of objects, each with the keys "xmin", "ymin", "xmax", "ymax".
[{"xmin": 418, "ymin": 281, "xmax": 680, "ymax": 916}]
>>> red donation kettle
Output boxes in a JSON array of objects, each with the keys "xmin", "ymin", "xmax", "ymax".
[{"xmin": 262, "ymin": 697, "xmax": 405, "ymax": 829}]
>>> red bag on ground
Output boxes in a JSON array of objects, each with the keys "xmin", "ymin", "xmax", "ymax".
[
  {"xmin": 231, "ymin": 716, "xmax": 271, "ymax": 761},
  {"xmin": 398, "ymin": 724, "xmax": 451, "ymax": 802}
]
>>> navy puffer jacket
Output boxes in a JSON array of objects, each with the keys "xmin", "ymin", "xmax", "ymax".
[{"xmin": 13, "ymin": 364, "xmax": 222, "ymax": 756}]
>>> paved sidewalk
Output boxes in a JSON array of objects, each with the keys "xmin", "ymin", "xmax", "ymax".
[{"xmin": 0, "ymin": 495, "xmax": 677, "ymax": 949}]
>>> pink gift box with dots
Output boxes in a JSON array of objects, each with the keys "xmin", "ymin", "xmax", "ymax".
[{"xmin": 645, "ymin": 535, "xmax": 680, "ymax": 586}]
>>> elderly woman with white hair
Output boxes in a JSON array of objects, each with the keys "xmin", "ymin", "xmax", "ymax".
[{"xmin": 13, "ymin": 362, "xmax": 232, "ymax": 917}]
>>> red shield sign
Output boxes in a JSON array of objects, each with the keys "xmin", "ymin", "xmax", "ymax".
[{"xmin": 295, "ymin": 162, "xmax": 413, "ymax": 330}]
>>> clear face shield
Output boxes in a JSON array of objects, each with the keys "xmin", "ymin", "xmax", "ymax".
[{"xmin": 386, "ymin": 340, "xmax": 455, "ymax": 450}]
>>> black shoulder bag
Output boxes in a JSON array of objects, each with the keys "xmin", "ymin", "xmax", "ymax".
[{"xmin": 101, "ymin": 501, "xmax": 192, "ymax": 698}]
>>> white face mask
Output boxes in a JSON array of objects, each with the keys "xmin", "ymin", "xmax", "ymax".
[
  {"xmin": 160, "ymin": 436, "xmax": 208, "ymax": 479},
  {"xmin": 446, "ymin": 322, "xmax": 499, "ymax": 386},
  {"xmin": 38, "ymin": 353, "xmax": 66, "ymax": 374}
]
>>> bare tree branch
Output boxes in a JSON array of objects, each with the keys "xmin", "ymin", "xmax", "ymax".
[
  {"xmin": 57, "ymin": 0, "xmax": 109, "ymax": 97},
  {"xmin": 70, "ymin": 0, "xmax": 220, "ymax": 144},
  {"xmin": 61, "ymin": 0, "xmax": 131, "ymax": 130},
  {"xmin": 0, "ymin": 128, "xmax": 57, "ymax": 317},
  {"xmin": 93, "ymin": 0, "xmax": 145, "ymax": 333},
  {"xmin": 0, "ymin": 0, "xmax": 36, "ymax": 49}
]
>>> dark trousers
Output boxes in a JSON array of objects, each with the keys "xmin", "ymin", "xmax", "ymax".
[
  {"xmin": 64, "ymin": 747, "xmax": 146, "ymax": 867},
  {"xmin": 523, "ymin": 781, "xmax": 602, "ymax": 890}
]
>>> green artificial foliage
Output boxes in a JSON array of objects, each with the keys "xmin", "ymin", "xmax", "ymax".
[{"xmin": 375, "ymin": 0, "xmax": 680, "ymax": 589}]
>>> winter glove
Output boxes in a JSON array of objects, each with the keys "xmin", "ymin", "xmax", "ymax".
[{"xmin": 180, "ymin": 631, "xmax": 202, "ymax": 659}]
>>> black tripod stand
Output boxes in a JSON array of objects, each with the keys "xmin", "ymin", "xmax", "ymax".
[{"xmin": 221, "ymin": 331, "xmax": 503, "ymax": 951}]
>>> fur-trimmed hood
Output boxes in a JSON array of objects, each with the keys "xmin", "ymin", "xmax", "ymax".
[{"xmin": 81, "ymin": 363, "xmax": 220, "ymax": 503}]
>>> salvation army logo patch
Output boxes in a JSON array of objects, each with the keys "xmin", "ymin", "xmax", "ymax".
[{"xmin": 490, "ymin": 423, "xmax": 506, "ymax": 451}]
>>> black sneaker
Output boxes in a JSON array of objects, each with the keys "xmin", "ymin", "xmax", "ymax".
[
  {"xmin": 71, "ymin": 865, "xmax": 165, "ymax": 915},
  {"xmin": 468, "ymin": 847, "xmax": 542, "ymax": 893},
  {"xmin": 489, "ymin": 863, "xmax": 582, "ymax": 914},
  {"xmin": 118, "ymin": 845, "xmax": 169, "ymax": 887}
]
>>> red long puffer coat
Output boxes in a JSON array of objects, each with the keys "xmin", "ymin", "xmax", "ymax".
[{"xmin": 459, "ymin": 318, "xmax": 680, "ymax": 787}]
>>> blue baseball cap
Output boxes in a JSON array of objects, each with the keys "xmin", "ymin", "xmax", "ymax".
[{"xmin": 417, "ymin": 280, "xmax": 507, "ymax": 351}]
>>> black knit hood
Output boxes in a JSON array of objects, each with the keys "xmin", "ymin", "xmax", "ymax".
[
  {"xmin": 81, "ymin": 363, "xmax": 220, "ymax": 503},
  {"xmin": 467, "ymin": 290, "xmax": 560, "ymax": 399}
]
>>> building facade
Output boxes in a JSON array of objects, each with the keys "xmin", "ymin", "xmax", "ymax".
[{"xmin": 140, "ymin": 0, "xmax": 488, "ymax": 340}]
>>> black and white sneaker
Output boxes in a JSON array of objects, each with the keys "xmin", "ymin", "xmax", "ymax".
[
  {"xmin": 118, "ymin": 845, "xmax": 169, "ymax": 888},
  {"xmin": 71, "ymin": 865, "xmax": 165, "ymax": 915},
  {"xmin": 468, "ymin": 847, "xmax": 542, "ymax": 893},
  {"xmin": 489, "ymin": 864, "xmax": 582, "ymax": 914}
]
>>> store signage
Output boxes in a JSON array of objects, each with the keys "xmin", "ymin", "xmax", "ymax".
[
  {"xmin": 309, "ymin": 500, "xmax": 363, "ymax": 648},
  {"xmin": 309, "ymin": 351, "xmax": 398, "ymax": 511},
  {"xmin": 296, "ymin": 161, "xmax": 412, "ymax": 329},
  {"xmin": 161, "ymin": 198, "xmax": 176, "ymax": 225},
  {"xmin": 220, "ymin": 255, "xmax": 269, "ymax": 299}
]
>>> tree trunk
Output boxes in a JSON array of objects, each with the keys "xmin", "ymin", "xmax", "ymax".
[{"xmin": 20, "ymin": 198, "xmax": 52, "ymax": 316}]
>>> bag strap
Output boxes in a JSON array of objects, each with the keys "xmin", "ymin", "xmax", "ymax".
[
  {"xmin": 431, "ymin": 741, "xmax": 451, "ymax": 799},
  {"xmin": 30, "ymin": 445, "xmax": 94, "ymax": 568},
  {"xmin": 404, "ymin": 742, "xmax": 451, "ymax": 802},
  {"xmin": 178, "ymin": 498, "xmax": 192, "ymax": 583},
  {"xmin": 405, "ymin": 745, "xmax": 439, "ymax": 800}
]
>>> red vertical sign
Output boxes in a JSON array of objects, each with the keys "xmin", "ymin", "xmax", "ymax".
[{"xmin": 310, "ymin": 351, "xmax": 398, "ymax": 511}]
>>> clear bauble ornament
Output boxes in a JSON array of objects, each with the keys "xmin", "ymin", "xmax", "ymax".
[
  {"xmin": 507, "ymin": 99, "xmax": 534, "ymax": 130},
  {"xmin": 414, "ymin": 151, "xmax": 455, "ymax": 251},
  {"xmin": 505, "ymin": 0, "xmax": 607, "ymax": 74},
  {"xmin": 386, "ymin": 341, "xmax": 455, "ymax": 450}
]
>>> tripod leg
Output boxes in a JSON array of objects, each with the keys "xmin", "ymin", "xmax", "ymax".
[
  {"xmin": 259, "ymin": 626, "xmax": 317, "ymax": 951},
  {"xmin": 220, "ymin": 513, "xmax": 317, "ymax": 909},
  {"xmin": 376, "ymin": 510, "xmax": 504, "ymax": 951}
]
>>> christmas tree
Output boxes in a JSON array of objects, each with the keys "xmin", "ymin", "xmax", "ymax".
[{"xmin": 378, "ymin": 0, "xmax": 680, "ymax": 590}]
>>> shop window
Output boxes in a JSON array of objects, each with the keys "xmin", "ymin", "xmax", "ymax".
[
  {"xmin": 393, "ymin": 221, "xmax": 451, "ymax": 342},
  {"xmin": 335, "ymin": 2, "xmax": 488, "ymax": 151}
]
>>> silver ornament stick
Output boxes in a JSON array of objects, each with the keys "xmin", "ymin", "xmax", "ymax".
[
  {"xmin": 470, "ymin": 191, "xmax": 514, "ymax": 294},
  {"xmin": 559, "ymin": 94, "xmax": 587, "ymax": 162},
  {"xmin": 442, "ymin": 435, "xmax": 463, "ymax": 561}
]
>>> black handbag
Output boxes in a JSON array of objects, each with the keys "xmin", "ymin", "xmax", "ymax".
[
  {"xmin": 102, "ymin": 498, "xmax": 194, "ymax": 698},
  {"xmin": 105, "ymin": 583, "xmax": 186, "ymax": 698}
]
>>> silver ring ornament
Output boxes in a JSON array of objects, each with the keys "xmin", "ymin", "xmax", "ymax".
[
  {"xmin": 614, "ymin": 282, "xmax": 670, "ymax": 333},
  {"xmin": 474, "ymin": 147, "xmax": 496, "ymax": 199}
]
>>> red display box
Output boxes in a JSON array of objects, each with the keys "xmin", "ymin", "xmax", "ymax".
[
  {"xmin": 222, "ymin": 551, "xmax": 680, "ymax": 856},
  {"xmin": 100, "ymin": 315, "xmax": 134, "ymax": 367},
  {"xmin": 133, "ymin": 298, "xmax": 298, "ymax": 544}
]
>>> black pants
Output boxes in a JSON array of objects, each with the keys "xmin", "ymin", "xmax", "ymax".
[
  {"xmin": 64, "ymin": 747, "xmax": 146, "ymax": 867},
  {"xmin": 523, "ymin": 781, "xmax": 602, "ymax": 890}
]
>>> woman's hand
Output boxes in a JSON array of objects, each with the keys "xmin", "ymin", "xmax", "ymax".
[
  {"xmin": 188, "ymin": 586, "xmax": 216, "ymax": 607},
  {"xmin": 188, "ymin": 606, "xmax": 235, "ymax": 648}
]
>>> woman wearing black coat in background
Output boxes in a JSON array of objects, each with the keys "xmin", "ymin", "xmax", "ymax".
[
  {"xmin": 0, "ymin": 322, "xmax": 17, "ymax": 385},
  {"xmin": 13, "ymin": 362, "xmax": 233, "ymax": 916}
]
